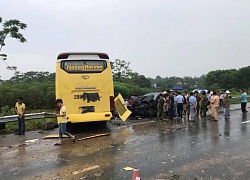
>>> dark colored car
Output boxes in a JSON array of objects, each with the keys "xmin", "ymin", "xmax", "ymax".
[{"xmin": 128, "ymin": 92, "xmax": 164, "ymax": 118}]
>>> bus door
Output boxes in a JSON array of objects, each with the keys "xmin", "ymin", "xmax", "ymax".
[{"xmin": 114, "ymin": 93, "xmax": 131, "ymax": 121}]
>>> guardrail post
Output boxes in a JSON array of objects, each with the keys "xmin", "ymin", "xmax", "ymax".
[
  {"xmin": 0, "ymin": 122, "xmax": 6, "ymax": 130},
  {"xmin": 42, "ymin": 113, "xmax": 46, "ymax": 125}
]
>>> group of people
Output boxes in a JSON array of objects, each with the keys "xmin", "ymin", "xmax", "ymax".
[
  {"xmin": 14, "ymin": 97, "xmax": 75, "ymax": 145},
  {"xmin": 157, "ymin": 89, "xmax": 248, "ymax": 122}
]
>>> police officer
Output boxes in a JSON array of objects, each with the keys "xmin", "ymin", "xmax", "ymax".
[{"xmin": 201, "ymin": 91, "xmax": 208, "ymax": 117}]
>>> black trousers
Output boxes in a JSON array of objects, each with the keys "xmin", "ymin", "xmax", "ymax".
[
  {"xmin": 241, "ymin": 102, "xmax": 247, "ymax": 113},
  {"xmin": 168, "ymin": 105, "xmax": 174, "ymax": 120},
  {"xmin": 177, "ymin": 103, "xmax": 184, "ymax": 118}
]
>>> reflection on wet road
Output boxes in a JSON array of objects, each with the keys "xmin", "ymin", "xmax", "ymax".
[{"xmin": 1, "ymin": 110, "xmax": 250, "ymax": 180}]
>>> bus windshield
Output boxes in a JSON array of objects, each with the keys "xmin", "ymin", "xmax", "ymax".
[{"xmin": 61, "ymin": 60, "xmax": 107, "ymax": 73}]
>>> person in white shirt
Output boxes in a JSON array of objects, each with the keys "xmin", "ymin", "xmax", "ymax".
[{"xmin": 176, "ymin": 92, "xmax": 184, "ymax": 118}]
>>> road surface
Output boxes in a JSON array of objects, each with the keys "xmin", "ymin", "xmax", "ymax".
[{"xmin": 0, "ymin": 106, "xmax": 249, "ymax": 180}]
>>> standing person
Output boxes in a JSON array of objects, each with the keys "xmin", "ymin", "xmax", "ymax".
[
  {"xmin": 210, "ymin": 91, "xmax": 215, "ymax": 119},
  {"xmin": 157, "ymin": 94, "xmax": 165, "ymax": 120},
  {"xmin": 244, "ymin": 91, "xmax": 248, "ymax": 112},
  {"xmin": 195, "ymin": 91, "xmax": 201, "ymax": 116},
  {"xmin": 176, "ymin": 92, "xmax": 184, "ymax": 118},
  {"xmin": 186, "ymin": 94, "xmax": 190, "ymax": 120},
  {"xmin": 15, "ymin": 97, "xmax": 26, "ymax": 135},
  {"xmin": 211, "ymin": 91, "xmax": 220, "ymax": 121},
  {"xmin": 129, "ymin": 98, "xmax": 133, "ymax": 106},
  {"xmin": 201, "ymin": 91, "xmax": 208, "ymax": 117},
  {"xmin": 189, "ymin": 92, "xmax": 197, "ymax": 121},
  {"xmin": 219, "ymin": 92, "xmax": 224, "ymax": 109},
  {"xmin": 183, "ymin": 91, "xmax": 188, "ymax": 117},
  {"xmin": 165, "ymin": 94, "xmax": 170, "ymax": 118},
  {"xmin": 125, "ymin": 99, "xmax": 129, "ymax": 106},
  {"xmin": 207, "ymin": 90, "xmax": 211, "ymax": 115},
  {"xmin": 174, "ymin": 93, "xmax": 177, "ymax": 117},
  {"xmin": 223, "ymin": 90, "xmax": 230, "ymax": 119},
  {"xmin": 55, "ymin": 99, "xmax": 76, "ymax": 145},
  {"xmin": 240, "ymin": 89, "xmax": 247, "ymax": 115},
  {"xmin": 168, "ymin": 92, "xmax": 175, "ymax": 121}
]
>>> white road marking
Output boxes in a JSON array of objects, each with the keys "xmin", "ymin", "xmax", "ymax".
[
  {"xmin": 132, "ymin": 121, "xmax": 156, "ymax": 126},
  {"xmin": 72, "ymin": 165, "xmax": 100, "ymax": 175},
  {"xmin": 241, "ymin": 120, "xmax": 250, "ymax": 124}
]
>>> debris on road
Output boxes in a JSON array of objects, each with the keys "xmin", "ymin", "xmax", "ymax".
[
  {"xmin": 25, "ymin": 139, "xmax": 39, "ymax": 143},
  {"xmin": 72, "ymin": 165, "xmax": 100, "ymax": 175},
  {"xmin": 42, "ymin": 134, "xmax": 70, "ymax": 139},
  {"xmin": 38, "ymin": 130, "xmax": 47, "ymax": 134},
  {"xmin": 123, "ymin": 167, "xmax": 133, "ymax": 171},
  {"xmin": 78, "ymin": 133, "xmax": 110, "ymax": 141}
]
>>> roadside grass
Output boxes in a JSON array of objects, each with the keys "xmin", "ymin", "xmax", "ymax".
[{"xmin": 0, "ymin": 117, "xmax": 57, "ymax": 135}]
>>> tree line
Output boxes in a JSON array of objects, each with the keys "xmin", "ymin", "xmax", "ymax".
[
  {"xmin": 205, "ymin": 66, "xmax": 250, "ymax": 91},
  {"xmin": 0, "ymin": 63, "xmax": 249, "ymax": 115}
]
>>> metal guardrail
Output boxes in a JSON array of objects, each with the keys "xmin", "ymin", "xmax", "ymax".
[
  {"xmin": 0, "ymin": 96, "xmax": 249, "ymax": 124},
  {"xmin": 231, "ymin": 96, "xmax": 250, "ymax": 100},
  {"xmin": 0, "ymin": 112, "xmax": 55, "ymax": 123}
]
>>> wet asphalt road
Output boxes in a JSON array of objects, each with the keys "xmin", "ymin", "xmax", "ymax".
[{"xmin": 0, "ymin": 108, "xmax": 250, "ymax": 180}]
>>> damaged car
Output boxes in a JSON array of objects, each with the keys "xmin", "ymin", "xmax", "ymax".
[{"xmin": 128, "ymin": 92, "xmax": 164, "ymax": 118}]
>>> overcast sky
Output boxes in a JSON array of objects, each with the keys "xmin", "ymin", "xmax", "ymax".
[{"xmin": 1, "ymin": 0, "xmax": 250, "ymax": 80}]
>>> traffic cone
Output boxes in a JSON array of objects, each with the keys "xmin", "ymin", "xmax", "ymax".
[{"xmin": 132, "ymin": 168, "xmax": 141, "ymax": 180}]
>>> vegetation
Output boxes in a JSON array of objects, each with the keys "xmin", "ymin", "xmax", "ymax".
[
  {"xmin": 0, "ymin": 17, "xmax": 27, "ymax": 76},
  {"xmin": 0, "ymin": 59, "xmax": 249, "ymax": 134},
  {"xmin": 205, "ymin": 66, "xmax": 250, "ymax": 91},
  {"xmin": 0, "ymin": 71, "xmax": 55, "ymax": 116},
  {"xmin": 150, "ymin": 75, "xmax": 206, "ymax": 91},
  {"xmin": 0, "ymin": 17, "xmax": 27, "ymax": 51},
  {"xmin": 0, "ymin": 64, "xmax": 249, "ymax": 116},
  {"xmin": 111, "ymin": 59, "xmax": 151, "ymax": 98}
]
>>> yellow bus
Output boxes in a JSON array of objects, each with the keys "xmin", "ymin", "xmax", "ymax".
[{"xmin": 56, "ymin": 52, "xmax": 115, "ymax": 123}]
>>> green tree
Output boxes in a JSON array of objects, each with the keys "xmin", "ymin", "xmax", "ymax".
[
  {"xmin": 111, "ymin": 59, "xmax": 133, "ymax": 82},
  {"xmin": 130, "ymin": 73, "xmax": 151, "ymax": 88},
  {"xmin": 8, "ymin": 71, "xmax": 55, "ymax": 83},
  {"xmin": 238, "ymin": 66, "xmax": 250, "ymax": 89},
  {"xmin": 0, "ymin": 17, "xmax": 27, "ymax": 51},
  {"xmin": 0, "ymin": 72, "xmax": 55, "ymax": 111},
  {"xmin": 0, "ymin": 17, "xmax": 27, "ymax": 76}
]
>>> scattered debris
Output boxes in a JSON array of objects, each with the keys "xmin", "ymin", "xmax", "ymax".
[
  {"xmin": 42, "ymin": 134, "xmax": 70, "ymax": 139},
  {"xmin": 25, "ymin": 139, "xmax": 39, "ymax": 143},
  {"xmin": 38, "ymin": 130, "xmax": 47, "ymax": 134},
  {"xmin": 18, "ymin": 144, "xmax": 27, "ymax": 147},
  {"xmin": 171, "ymin": 174, "xmax": 180, "ymax": 180},
  {"xmin": 94, "ymin": 173, "xmax": 101, "ymax": 177},
  {"xmin": 123, "ymin": 167, "xmax": 133, "ymax": 171},
  {"xmin": 78, "ymin": 133, "xmax": 110, "ymax": 141},
  {"xmin": 72, "ymin": 165, "xmax": 100, "ymax": 175}
]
